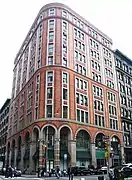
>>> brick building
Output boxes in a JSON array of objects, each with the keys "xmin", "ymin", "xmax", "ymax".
[
  {"xmin": 0, "ymin": 99, "xmax": 10, "ymax": 167},
  {"xmin": 6, "ymin": 3, "xmax": 124, "ymax": 172}
]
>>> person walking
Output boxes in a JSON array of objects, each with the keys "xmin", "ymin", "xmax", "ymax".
[
  {"xmin": 8, "ymin": 166, "xmax": 13, "ymax": 178},
  {"xmin": 68, "ymin": 165, "xmax": 73, "ymax": 180},
  {"xmin": 56, "ymin": 166, "xmax": 60, "ymax": 179}
]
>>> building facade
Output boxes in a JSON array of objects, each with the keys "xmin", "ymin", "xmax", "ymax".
[
  {"xmin": 115, "ymin": 49, "xmax": 132, "ymax": 163},
  {"xmin": 6, "ymin": 3, "xmax": 124, "ymax": 172},
  {"xmin": 0, "ymin": 99, "xmax": 10, "ymax": 167}
]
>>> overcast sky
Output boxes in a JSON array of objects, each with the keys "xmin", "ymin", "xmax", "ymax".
[{"xmin": 0, "ymin": 0, "xmax": 132, "ymax": 108}]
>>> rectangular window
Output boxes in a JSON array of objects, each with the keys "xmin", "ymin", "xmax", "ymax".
[
  {"xmin": 76, "ymin": 93, "xmax": 79, "ymax": 103},
  {"xmin": 77, "ymin": 109, "xmax": 80, "ymax": 121},
  {"xmin": 63, "ymin": 106, "xmax": 68, "ymax": 118},
  {"xmin": 49, "ymin": 31, "xmax": 54, "ymax": 40},
  {"xmin": 47, "ymin": 87, "xmax": 52, "ymax": 99},
  {"xmin": 63, "ymin": 21, "xmax": 67, "ymax": 30},
  {"xmin": 48, "ymin": 56, "xmax": 53, "ymax": 65},
  {"xmin": 47, "ymin": 71, "xmax": 53, "ymax": 82},
  {"xmin": 63, "ymin": 88, "xmax": 67, "ymax": 100},
  {"xmin": 62, "ymin": 10, "xmax": 67, "ymax": 18},
  {"xmin": 80, "ymin": 95, "xmax": 83, "ymax": 105},
  {"xmin": 47, "ymin": 105, "xmax": 52, "ymax": 117},
  {"xmin": 81, "ymin": 111, "xmax": 84, "ymax": 122},
  {"xmin": 48, "ymin": 43, "xmax": 54, "ymax": 53},
  {"xmin": 63, "ymin": 72, "xmax": 68, "ymax": 84},
  {"xmin": 35, "ymin": 107, "xmax": 38, "ymax": 120},
  {"xmin": 76, "ymin": 78, "xmax": 79, "ymax": 88},
  {"xmin": 49, "ymin": 8, "xmax": 55, "ymax": 16},
  {"xmin": 63, "ymin": 57, "xmax": 67, "ymax": 66},
  {"xmin": 49, "ymin": 20, "xmax": 55, "ymax": 29},
  {"xmin": 85, "ymin": 112, "xmax": 88, "ymax": 123}
]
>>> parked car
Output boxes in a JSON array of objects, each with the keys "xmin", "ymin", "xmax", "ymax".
[
  {"xmin": 12, "ymin": 168, "xmax": 22, "ymax": 177},
  {"xmin": 71, "ymin": 166, "xmax": 91, "ymax": 176}
]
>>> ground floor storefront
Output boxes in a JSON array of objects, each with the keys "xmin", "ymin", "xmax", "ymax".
[{"xmin": 5, "ymin": 120, "xmax": 124, "ymax": 173}]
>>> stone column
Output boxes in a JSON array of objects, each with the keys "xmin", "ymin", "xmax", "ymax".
[
  {"xmin": 54, "ymin": 138, "xmax": 60, "ymax": 168},
  {"xmin": 14, "ymin": 147, "xmax": 17, "ymax": 167},
  {"xmin": 29, "ymin": 140, "xmax": 37, "ymax": 173},
  {"xmin": 9, "ymin": 150, "xmax": 11, "ymax": 166},
  {"xmin": 39, "ymin": 141, "xmax": 44, "ymax": 169},
  {"xmin": 20, "ymin": 145, "xmax": 25, "ymax": 172},
  {"xmin": 69, "ymin": 140, "xmax": 76, "ymax": 167},
  {"xmin": 91, "ymin": 143, "xmax": 97, "ymax": 167},
  {"xmin": 121, "ymin": 145, "xmax": 125, "ymax": 164}
]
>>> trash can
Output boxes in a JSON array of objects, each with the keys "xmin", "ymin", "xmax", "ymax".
[{"xmin": 98, "ymin": 176, "xmax": 104, "ymax": 180}]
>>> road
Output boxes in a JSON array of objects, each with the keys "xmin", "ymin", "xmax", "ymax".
[{"xmin": 0, "ymin": 175, "xmax": 104, "ymax": 180}]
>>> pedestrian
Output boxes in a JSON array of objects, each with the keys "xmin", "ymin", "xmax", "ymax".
[
  {"xmin": 38, "ymin": 167, "xmax": 40, "ymax": 178},
  {"xmin": 68, "ymin": 165, "xmax": 73, "ymax": 180},
  {"xmin": 56, "ymin": 166, "xmax": 60, "ymax": 179},
  {"xmin": 8, "ymin": 166, "xmax": 13, "ymax": 178},
  {"xmin": 5, "ymin": 164, "xmax": 9, "ymax": 178}
]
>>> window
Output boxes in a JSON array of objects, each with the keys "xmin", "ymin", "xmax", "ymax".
[
  {"xmin": 76, "ymin": 93, "xmax": 88, "ymax": 106},
  {"xmin": 62, "ymin": 10, "xmax": 67, "ymax": 18},
  {"xmin": 49, "ymin": 20, "xmax": 55, "ymax": 29},
  {"xmin": 47, "ymin": 105, "xmax": 52, "ymax": 117},
  {"xmin": 90, "ymin": 38, "xmax": 99, "ymax": 50},
  {"xmin": 63, "ymin": 72, "xmax": 68, "ymax": 84},
  {"xmin": 47, "ymin": 72, "xmax": 53, "ymax": 82},
  {"xmin": 95, "ymin": 114, "xmax": 105, "ymax": 127},
  {"xmin": 63, "ymin": 106, "xmax": 68, "ymax": 118},
  {"xmin": 93, "ymin": 85, "xmax": 103, "ymax": 97},
  {"xmin": 48, "ymin": 56, "xmax": 53, "ymax": 65},
  {"xmin": 49, "ymin": 31, "xmax": 54, "ymax": 40},
  {"xmin": 63, "ymin": 88, "xmax": 68, "ymax": 100},
  {"xmin": 77, "ymin": 109, "xmax": 80, "ymax": 121},
  {"xmin": 90, "ymin": 49, "xmax": 100, "ymax": 60},
  {"xmin": 110, "ymin": 119, "xmax": 118, "ymax": 130},
  {"xmin": 107, "ymin": 80, "xmax": 114, "ymax": 89},
  {"xmin": 92, "ymin": 72, "xmax": 101, "ymax": 83},
  {"xmin": 91, "ymin": 60, "xmax": 101, "ymax": 71},
  {"xmin": 94, "ymin": 100, "xmax": 104, "ymax": 111},
  {"xmin": 109, "ymin": 105, "xmax": 117, "ymax": 116},
  {"xmin": 63, "ymin": 21, "xmax": 67, "ymax": 30},
  {"xmin": 48, "ymin": 43, "xmax": 54, "ymax": 53},
  {"xmin": 76, "ymin": 109, "xmax": 88, "ymax": 123},
  {"xmin": 76, "ymin": 93, "xmax": 79, "ymax": 103},
  {"xmin": 47, "ymin": 87, "xmax": 52, "ymax": 99},
  {"xmin": 107, "ymin": 92, "xmax": 116, "ymax": 103},
  {"xmin": 49, "ymin": 8, "xmax": 55, "ymax": 16},
  {"xmin": 63, "ymin": 57, "xmax": 67, "ymax": 66},
  {"xmin": 76, "ymin": 78, "xmax": 79, "ymax": 88}
]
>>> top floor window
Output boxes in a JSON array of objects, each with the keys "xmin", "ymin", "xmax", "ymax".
[
  {"xmin": 62, "ymin": 10, "xmax": 67, "ymax": 18},
  {"xmin": 49, "ymin": 8, "xmax": 55, "ymax": 16}
]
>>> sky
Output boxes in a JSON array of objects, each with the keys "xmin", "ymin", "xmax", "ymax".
[{"xmin": 0, "ymin": 0, "xmax": 132, "ymax": 108}]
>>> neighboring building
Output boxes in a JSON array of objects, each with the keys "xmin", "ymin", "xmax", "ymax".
[
  {"xmin": 6, "ymin": 3, "xmax": 123, "ymax": 172},
  {"xmin": 0, "ymin": 99, "xmax": 10, "ymax": 167},
  {"xmin": 115, "ymin": 49, "xmax": 132, "ymax": 163}
]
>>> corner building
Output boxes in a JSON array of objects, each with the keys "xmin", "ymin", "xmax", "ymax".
[{"xmin": 6, "ymin": 3, "xmax": 123, "ymax": 172}]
